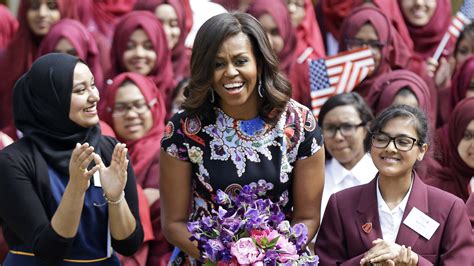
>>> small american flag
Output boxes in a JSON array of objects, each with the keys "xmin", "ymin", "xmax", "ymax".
[
  {"xmin": 309, "ymin": 47, "xmax": 374, "ymax": 117},
  {"xmin": 433, "ymin": 0, "xmax": 474, "ymax": 60}
]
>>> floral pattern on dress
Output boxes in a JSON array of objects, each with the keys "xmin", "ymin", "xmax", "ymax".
[{"xmin": 203, "ymin": 108, "xmax": 285, "ymax": 177}]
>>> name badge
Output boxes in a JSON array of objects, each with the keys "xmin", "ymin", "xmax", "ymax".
[
  {"xmin": 403, "ymin": 207, "xmax": 439, "ymax": 240},
  {"xmin": 93, "ymin": 171, "xmax": 102, "ymax": 187}
]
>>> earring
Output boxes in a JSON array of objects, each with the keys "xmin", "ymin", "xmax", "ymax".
[
  {"xmin": 210, "ymin": 88, "xmax": 215, "ymax": 103},
  {"xmin": 258, "ymin": 78, "xmax": 263, "ymax": 98}
]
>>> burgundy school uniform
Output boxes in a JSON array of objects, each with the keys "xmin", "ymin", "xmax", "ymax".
[{"xmin": 315, "ymin": 172, "xmax": 474, "ymax": 265}]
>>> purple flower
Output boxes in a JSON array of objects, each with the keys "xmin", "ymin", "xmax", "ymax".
[{"xmin": 203, "ymin": 239, "xmax": 226, "ymax": 261}]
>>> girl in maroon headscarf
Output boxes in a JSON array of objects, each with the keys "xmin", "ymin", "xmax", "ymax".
[
  {"xmin": 367, "ymin": 70, "xmax": 435, "ymax": 124},
  {"xmin": 109, "ymin": 11, "xmax": 175, "ymax": 112},
  {"xmin": 398, "ymin": 0, "xmax": 452, "ymax": 60},
  {"xmin": 424, "ymin": 98, "xmax": 474, "ymax": 202},
  {"xmin": 102, "ymin": 72, "xmax": 171, "ymax": 265},
  {"xmin": 247, "ymin": 0, "xmax": 297, "ymax": 76},
  {"xmin": 134, "ymin": 0, "xmax": 191, "ymax": 83},
  {"xmin": 318, "ymin": 0, "xmax": 414, "ymax": 53},
  {"xmin": 438, "ymin": 56, "xmax": 474, "ymax": 126},
  {"xmin": 38, "ymin": 19, "xmax": 104, "ymax": 91},
  {"xmin": 0, "ymin": 5, "xmax": 18, "ymax": 49},
  {"xmin": 339, "ymin": 5, "xmax": 413, "ymax": 97},
  {"xmin": 0, "ymin": 0, "xmax": 67, "ymax": 129}
]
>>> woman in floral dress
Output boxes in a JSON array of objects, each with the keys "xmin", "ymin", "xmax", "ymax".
[{"xmin": 160, "ymin": 12, "xmax": 325, "ymax": 263}]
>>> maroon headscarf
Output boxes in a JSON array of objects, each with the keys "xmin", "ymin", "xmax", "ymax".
[
  {"xmin": 0, "ymin": 5, "xmax": 18, "ymax": 49},
  {"xmin": 93, "ymin": 0, "xmax": 137, "ymax": 40},
  {"xmin": 319, "ymin": 0, "xmax": 414, "ymax": 50},
  {"xmin": 339, "ymin": 5, "xmax": 412, "ymax": 97},
  {"xmin": 38, "ymin": 19, "xmax": 104, "ymax": 90},
  {"xmin": 102, "ymin": 72, "xmax": 166, "ymax": 183},
  {"xmin": 295, "ymin": 0, "xmax": 325, "ymax": 60},
  {"xmin": 367, "ymin": 70, "xmax": 435, "ymax": 124},
  {"xmin": 425, "ymin": 98, "xmax": 474, "ymax": 202},
  {"xmin": 247, "ymin": 0, "xmax": 297, "ymax": 76},
  {"xmin": 450, "ymin": 56, "xmax": 474, "ymax": 113},
  {"xmin": 0, "ymin": 0, "xmax": 71, "ymax": 129},
  {"xmin": 101, "ymin": 72, "xmax": 171, "ymax": 262},
  {"xmin": 109, "ymin": 11, "xmax": 175, "ymax": 106},
  {"xmin": 134, "ymin": 0, "xmax": 191, "ymax": 82},
  {"xmin": 398, "ymin": 0, "xmax": 452, "ymax": 59}
]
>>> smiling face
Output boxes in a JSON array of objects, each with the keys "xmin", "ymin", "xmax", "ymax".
[
  {"xmin": 123, "ymin": 28, "xmax": 157, "ymax": 76},
  {"xmin": 322, "ymin": 105, "xmax": 368, "ymax": 170},
  {"xmin": 69, "ymin": 63, "xmax": 100, "ymax": 128},
  {"xmin": 258, "ymin": 14, "xmax": 284, "ymax": 55},
  {"xmin": 400, "ymin": 0, "xmax": 437, "ymax": 27},
  {"xmin": 351, "ymin": 23, "xmax": 382, "ymax": 73},
  {"xmin": 212, "ymin": 32, "xmax": 260, "ymax": 119},
  {"xmin": 155, "ymin": 4, "xmax": 181, "ymax": 50},
  {"xmin": 458, "ymin": 120, "xmax": 474, "ymax": 168},
  {"xmin": 54, "ymin": 38, "xmax": 78, "ymax": 56},
  {"xmin": 370, "ymin": 116, "xmax": 427, "ymax": 180},
  {"xmin": 112, "ymin": 81, "xmax": 153, "ymax": 141},
  {"xmin": 27, "ymin": 0, "xmax": 61, "ymax": 36}
]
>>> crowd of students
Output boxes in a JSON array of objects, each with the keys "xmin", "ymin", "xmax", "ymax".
[{"xmin": 0, "ymin": 0, "xmax": 473, "ymax": 265}]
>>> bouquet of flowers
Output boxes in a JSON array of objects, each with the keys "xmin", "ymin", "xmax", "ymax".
[{"xmin": 187, "ymin": 181, "xmax": 319, "ymax": 265}]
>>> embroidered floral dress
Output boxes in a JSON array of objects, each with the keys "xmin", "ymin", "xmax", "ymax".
[{"xmin": 161, "ymin": 99, "xmax": 323, "ymax": 220}]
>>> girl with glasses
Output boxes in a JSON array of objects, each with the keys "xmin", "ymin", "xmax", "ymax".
[
  {"xmin": 339, "ymin": 5, "xmax": 409, "ymax": 97},
  {"xmin": 102, "ymin": 72, "xmax": 171, "ymax": 265},
  {"xmin": 315, "ymin": 104, "xmax": 474, "ymax": 265},
  {"xmin": 318, "ymin": 93, "xmax": 376, "ymax": 222}
]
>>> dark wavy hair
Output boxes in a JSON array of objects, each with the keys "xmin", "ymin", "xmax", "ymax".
[{"xmin": 182, "ymin": 12, "xmax": 291, "ymax": 124}]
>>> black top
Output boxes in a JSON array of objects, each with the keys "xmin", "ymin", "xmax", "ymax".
[{"xmin": 0, "ymin": 129, "xmax": 143, "ymax": 266}]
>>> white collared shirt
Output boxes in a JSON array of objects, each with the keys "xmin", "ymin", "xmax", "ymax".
[
  {"xmin": 376, "ymin": 178, "xmax": 412, "ymax": 243},
  {"xmin": 320, "ymin": 154, "xmax": 378, "ymax": 221}
]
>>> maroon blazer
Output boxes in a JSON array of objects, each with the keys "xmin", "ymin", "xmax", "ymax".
[
  {"xmin": 315, "ymin": 172, "xmax": 474, "ymax": 265},
  {"xmin": 467, "ymin": 193, "xmax": 474, "ymax": 235}
]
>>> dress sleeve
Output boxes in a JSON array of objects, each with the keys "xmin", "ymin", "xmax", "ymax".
[
  {"xmin": 0, "ymin": 151, "xmax": 74, "ymax": 266},
  {"xmin": 161, "ymin": 112, "xmax": 190, "ymax": 162},
  {"xmin": 296, "ymin": 106, "xmax": 323, "ymax": 160}
]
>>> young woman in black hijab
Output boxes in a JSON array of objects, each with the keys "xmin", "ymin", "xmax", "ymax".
[{"xmin": 0, "ymin": 53, "xmax": 143, "ymax": 266}]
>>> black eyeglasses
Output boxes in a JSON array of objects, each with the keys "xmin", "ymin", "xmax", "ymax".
[
  {"xmin": 371, "ymin": 132, "xmax": 422, "ymax": 152},
  {"xmin": 345, "ymin": 38, "xmax": 385, "ymax": 50},
  {"xmin": 322, "ymin": 122, "xmax": 365, "ymax": 138},
  {"xmin": 109, "ymin": 98, "xmax": 157, "ymax": 117}
]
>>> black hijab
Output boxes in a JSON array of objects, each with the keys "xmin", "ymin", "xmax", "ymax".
[{"xmin": 13, "ymin": 53, "xmax": 101, "ymax": 176}]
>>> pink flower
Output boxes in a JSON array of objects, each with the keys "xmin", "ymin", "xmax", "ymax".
[
  {"xmin": 267, "ymin": 229, "xmax": 281, "ymax": 242},
  {"xmin": 230, "ymin": 237, "xmax": 264, "ymax": 264},
  {"xmin": 277, "ymin": 236, "xmax": 299, "ymax": 263},
  {"xmin": 250, "ymin": 229, "xmax": 268, "ymax": 245}
]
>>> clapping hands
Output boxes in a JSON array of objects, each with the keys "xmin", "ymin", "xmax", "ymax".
[{"xmin": 69, "ymin": 143, "xmax": 129, "ymax": 201}]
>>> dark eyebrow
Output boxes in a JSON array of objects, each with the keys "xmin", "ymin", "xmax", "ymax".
[
  {"xmin": 215, "ymin": 52, "xmax": 248, "ymax": 60},
  {"xmin": 379, "ymin": 131, "xmax": 417, "ymax": 139},
  {"xmin": 73, "ymin": 81, "xmax": 86, "ymax": 89}
]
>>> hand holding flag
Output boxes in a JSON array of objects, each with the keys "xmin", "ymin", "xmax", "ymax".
[{"xmin": 432, "ymin": 0, "xmax": 474, "ymax": 61}]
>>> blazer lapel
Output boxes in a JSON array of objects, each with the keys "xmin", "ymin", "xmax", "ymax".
[
  {"xmin": 356, "ymin": 177, "xmax": 383, "ymax": 248},
  {"xmin": 395, "ymin": 172, "xmax": 428, "ymax": 247}
]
